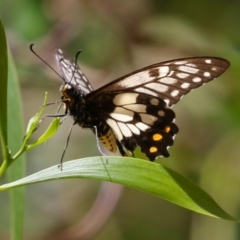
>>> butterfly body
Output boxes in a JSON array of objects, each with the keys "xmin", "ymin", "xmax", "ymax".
[
  {"xmin": 60, "ymin": 81, "xmax": 121, "ymax": 154},
  {"xmin": 55, "ymin": 48, "xmax": 229, "ymax": 161}
]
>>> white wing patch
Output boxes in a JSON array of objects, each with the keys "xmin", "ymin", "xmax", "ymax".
[
  {"xmin": 145, "ymin": 82, "xmax": 169, "ymax": 92},
  {"xmin": 116, "ymin": 66, "xmax": 170, "ymax": 88},
  {"xmin": 181, "ymin": 82, "xmax": 190, "ymax": 89},
  {"xmin": 124, "ymin": 104, "xmax": 147, "ymax": 112},
  {"xmin": 127, "ymin": 123, "xmax": 141, "ymax": 135},
  {"xmin": 171, "ymin": 90, "xmax": 179, "ymax": 97},
  {"xmin": 113, "ymin": 93, "xmax": 139, "ymax": 105},
  {"xmin": 178, "ymin": 65, "xmax": 199, "ymax": 74},
  {"xmin": 136, "ymin": 122, "xmax": 150, "ymax": 131},
  {"xmin": 139, "ymin": 113, "xmax": 158, "ymax": 125},
  {"xmin": 159, "ymin": 77, "xmax": 177, "ymax": 84},
  {"xmin": 117, "ymin": 122, "xmax": 132, "ymax": 137},
  {"xmin": 106, "ymin": 118, "xmax": 123, "ymax": 141},
  {"xmin": 110, "ymin": 107, "xmax": 134, "ymax": 122},
  {"xmin": 135, "ymin": 87, "xmax": 158, "ymax": 97}
]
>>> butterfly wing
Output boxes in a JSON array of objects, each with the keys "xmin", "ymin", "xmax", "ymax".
[
  {"xmin": 55, "ymin": 48, "xmax": 93, "ymax": 95},
  {"xmin": 90, "ymin": 91, "xmax": 178, "ymax": 160},
  {"xmin": 87, "ymin": 57, "xmax": 229, "ymax": 159},
  {"xmin": 89, "ymin": 57, "xmax": 230, "ymax": 107}
]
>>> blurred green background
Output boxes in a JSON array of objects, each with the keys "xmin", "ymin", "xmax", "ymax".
[{"xmin": 1, "ymin": 0, "xmax": 240, "ymax": 239}]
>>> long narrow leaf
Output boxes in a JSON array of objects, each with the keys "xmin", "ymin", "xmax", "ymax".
[
  {"xmin": 7, "ymin": 45, "xmax": 26, "ymax": 240},
  {"xmin": 0, "ymin": 16, "xmax": 8, "ymax": 160},
  {"xmin": 0, "ymin": 157, "xmax": 236, "ymax": 221}
]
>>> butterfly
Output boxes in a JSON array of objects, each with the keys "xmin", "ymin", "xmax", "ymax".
[{"xmin": 54, "ymin": 48, "xmax": 229, "ymax": 161}]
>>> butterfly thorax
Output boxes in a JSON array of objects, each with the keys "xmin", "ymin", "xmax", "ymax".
[{"xmin": 60, "ymin": 83, "xmax": 96, "ymax": 127}]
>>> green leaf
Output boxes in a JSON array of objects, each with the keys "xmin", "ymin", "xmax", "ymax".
[
  {"xmin": 27, "ymin": 117, "xmax": 60, "ymax": 150},
  {"xmin": 25, "ymin": 113, "xmax": 40, "ymax": 136},
  {"xmin": 0, "ymin": 157, "xmax": 237, "ymax": 221},
  {"xmin": 0, "ymin": 16, "xmax": 9, "ymax": 161},
  {"xmin": 24, "ymin": 92, "xmax": 48, "ymax": 137},
  {"xmin": 7, "ymin": 37, "xmax": 26, "ymax": 240},
  {"xmin": 0, "ymin": 18, "xmax": 25, "ymax": 240}
]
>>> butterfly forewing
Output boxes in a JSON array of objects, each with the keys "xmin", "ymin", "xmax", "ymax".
[
  {"xmin": 55, "ymin": 48, "xmax": 93, "ymax": 95},
  {"xmin": 90, "ymin": 57, "xmax": 229, "ymax": 107},
  {"xmin": 55, "ymin": 48, "xmax": 230, "ymax": 161}
]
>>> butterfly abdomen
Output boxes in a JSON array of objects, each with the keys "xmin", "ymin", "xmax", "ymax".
[{"xmin": 92, "ymin": 121, "xmax": 119, "ymax": 153}]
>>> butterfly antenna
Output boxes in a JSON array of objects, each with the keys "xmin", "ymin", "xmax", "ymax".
[
  {"xmin": 30, "ymin": 44, "xmax": 63, "ymax": 79},
  {"xmin": 68, "ymin": 49, "xmax": 82, "ymax": 84}
]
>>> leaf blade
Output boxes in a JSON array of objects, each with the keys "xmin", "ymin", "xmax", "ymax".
[
  {"xmin": 0, "ymin": 156, "xmax": 236, "ymax": 221},
  {"xmin": 0, "ymin": 15, "xmax": 9, "ymax": 160},
  {"xmin": 7, "ymin": 42, "xmax": 26, "ymax": 240}
]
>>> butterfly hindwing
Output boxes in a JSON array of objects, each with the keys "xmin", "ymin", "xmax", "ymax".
[{"xmin": 93, "ymin": 92, "xmax": 179, "ymax": 160}]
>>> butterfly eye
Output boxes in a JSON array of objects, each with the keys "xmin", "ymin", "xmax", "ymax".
[
  {"xmin": 60, "ymin": 84, "xmax": 77, "ymax": 99},
  {"xmin": 65, "ymin": 84, "xmax": 76, "ymax": 96}
]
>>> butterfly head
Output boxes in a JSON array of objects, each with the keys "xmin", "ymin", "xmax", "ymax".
[{"xmin": 60, "ymin": 83, "xmax": 79, "ymax": 106}]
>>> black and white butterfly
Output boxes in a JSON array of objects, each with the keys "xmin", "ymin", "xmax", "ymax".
[{"xmin": 55, "ymin": 48, "xmax": 229, "ymax": 161}]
